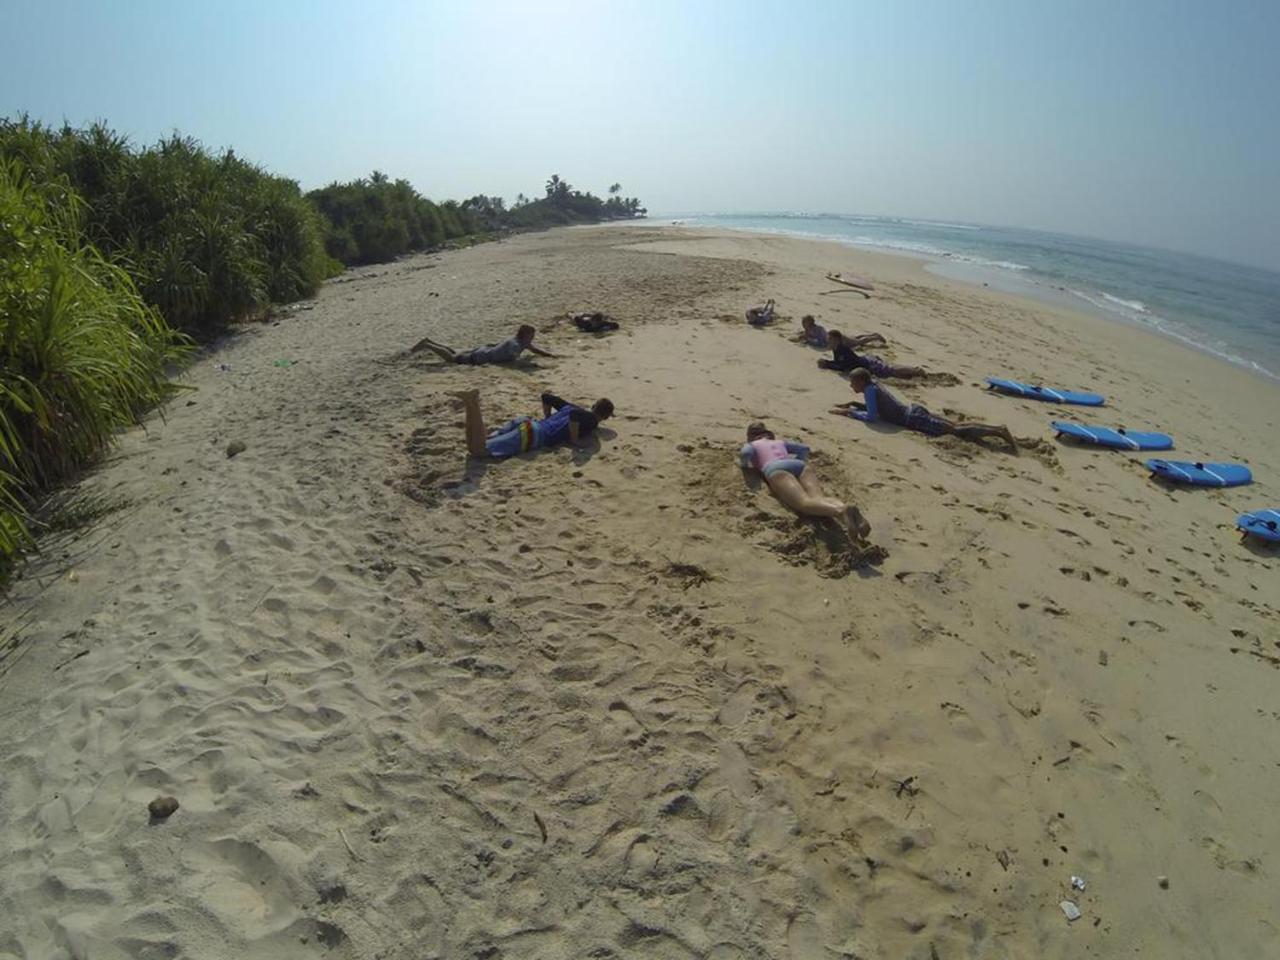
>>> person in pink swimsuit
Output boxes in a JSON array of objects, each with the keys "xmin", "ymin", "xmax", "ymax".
[{"xmin": 738, "ymin": 422, "xmax": 871, "ymax": 537}]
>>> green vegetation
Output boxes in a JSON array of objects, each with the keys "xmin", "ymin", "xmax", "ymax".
[
  {"xmin": 0, "ymin": 114, "xmax": 645, "ymax": 577},
  {"xmin": 308, "ymin": 172, "xmax": 646, "ymax": 266},
  {"xmin": 0, "ymin": 155, "xmax": 190, "ymax": 569},
  {"xmin": 0, "ymin": 117, "xmax": 339, "ymax": 340}
]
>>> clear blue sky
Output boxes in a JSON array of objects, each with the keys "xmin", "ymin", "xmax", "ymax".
[{"xmin": 3, "ymin": 0, "xmax": 1278, "ymax": 269}]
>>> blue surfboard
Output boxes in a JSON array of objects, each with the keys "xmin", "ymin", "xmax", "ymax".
[
  {"xmin": 1146, "ymin": 459, "xmax": 1252, "ymax": 487},
  {"xmin": 1237, "ymin": 509, "xmax": 1280, "ymax": 543},
  {"xmin": 987, "ymin": 377, "xmax": 1105, "ymax": 406},
  {"xmin": 1053, "ymin": 421, "xmax": 1173, "ymax": 451}
]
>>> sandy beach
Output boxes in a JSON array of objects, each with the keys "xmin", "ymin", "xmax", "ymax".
[{"xmin": 1, "ymin": 224, "xmax": 1276, "ymax": 959}]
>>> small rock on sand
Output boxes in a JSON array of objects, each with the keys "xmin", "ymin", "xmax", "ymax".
[
  {"xmin": 148, "ymin": 795, "xmax": 179, "ymax": 822},
  {"xmin": 226, "ymin": 441, "xmax": 247, "ymax": 458}
]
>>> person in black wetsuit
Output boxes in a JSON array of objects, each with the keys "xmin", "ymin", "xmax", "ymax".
[
  {"xmin": 571, "ymin": 312, "xmax": 620, "ymax": 333},
  {"xmin": 746, "ymin": 299, "xmax": 776, "ymax": 326},
  {"xmin": 817, "ymin": 330, "xmax": 926, "ymax": 378}
]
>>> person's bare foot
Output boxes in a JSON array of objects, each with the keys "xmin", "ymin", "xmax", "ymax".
[
  {"xmin": 447, "ymin": 388, "xmax": 480, "ymax": 407},
  {"xmin": 846, "ymin": 505, "xmax": 871, "ymax": 539}
]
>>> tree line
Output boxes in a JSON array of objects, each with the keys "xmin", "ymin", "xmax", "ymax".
[{"xmin": 308, "ymin": 171, "xmax": 646, "ymax": 265}]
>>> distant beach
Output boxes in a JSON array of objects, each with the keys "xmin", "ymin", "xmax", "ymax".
[{"xmin": 673, "ymin": 213, "xmax": 1280, "ymax": 382}]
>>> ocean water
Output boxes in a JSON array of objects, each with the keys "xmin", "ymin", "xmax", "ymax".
[{"xmin": 671, "ymin": 213, "xmax": 1280, "ymax": 382}]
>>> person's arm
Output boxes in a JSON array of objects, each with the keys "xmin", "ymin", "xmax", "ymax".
[
  {"xmin": 829, "ymin": 400, "xmax": 866, "ymax": 416},
  {"xmin": 863, "ymin": 384, "xmax": 880, "ymax": 421},
  {"xmin": 566, "ymin": 409, "xmax": 598, "ymax": 446},
  {"xmin": 783, "ymin": 441, "xmax": 810, "ymax": 460},
  {"xmin": 738, "ymin": 443, "xmax": 756, "ymax": 470},
  {"xmin": 527, "ymin": 343, "xmax": 558, "ymax": 358},
  {"xmin": 541, "ymin": 392, "xmax": 567, "ymax": 418}
]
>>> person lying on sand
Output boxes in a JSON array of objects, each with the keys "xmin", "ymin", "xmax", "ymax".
[
  {"xmin": 449, "ymin": 388, "xmax": 613, "ymax": 458},
  {"xmin": 794, "ymin": 314, "xmax": 829, "ymax": 347},
  {"xmin": 571, "ymin": 311, "xmax": 620, "ymax": 333},
  {"xmin": 795, "ymin": 315, "xmax": 887, "ymax": 350},
  {"xmin": 817, "ymin": 330, "xmax": 923, "ymax": 378},
  {"xmin": 833, "ymin": 368, "xmax": 1016, "ymax": 448},
  {"xmin": 739, "ymin": 422, "xmax": 871, "ymax": 537},
  {"xmin": 746, "ymin": 299, "xmax": 776, "ymax": 326},
  {"xmin": 412, "ymin": 324, "xmax": 557, "ymax": 364}
]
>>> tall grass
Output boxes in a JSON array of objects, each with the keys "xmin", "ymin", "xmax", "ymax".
[
  {"xmin": 0, "ymin": 118, "xmax": 338, "ymax": 339},
  {"xmin": 0, "ymin": 157, "xmax": 189, "ymax": 570}
]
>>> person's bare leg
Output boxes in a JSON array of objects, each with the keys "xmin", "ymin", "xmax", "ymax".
[
  {"xmin": 887, "ymin": 364, "xmax": 926, "ymax": 378},
  {"xmin": 799, "ymin": 469, "xmax": 871, "ymax": 536},
  {"xmin": 768, "ymin": 472, "xmax": 845, "ymax": 519},
  {"xmin": 447, "ymin": 389, "xmax": 488, "ymax": 457},
  {"xmin": 414, "ymin": 338, "xmax": 458, "ymax": 362},
  {"xmin": 845, "ymin": 504, "xmax": 872, "ymax": 537},
  {"xmin": 955, "ymin": 423, "xmax": 1017, "ymax": 447}
]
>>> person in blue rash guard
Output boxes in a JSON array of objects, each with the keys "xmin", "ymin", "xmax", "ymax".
[
  {"xmin": 832, "ymin": 368, "xmax": 1015, "ymax": 448},
  {"xmin": 448, "ymin": 388, "xmax": 614, "ymax": 459}
]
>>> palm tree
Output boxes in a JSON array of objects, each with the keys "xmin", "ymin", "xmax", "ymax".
[
  {"xmin": 608, "ymin": 182, "xmax": 621, "ymax": 196},
  {"xmin": 544, "ymin": 174, "xmax": 571, "ymax": 208}
]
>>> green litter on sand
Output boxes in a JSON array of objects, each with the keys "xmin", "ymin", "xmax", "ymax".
[{"xmin": 273, "ymin": 359, "xmax": 295, "ymax": 368}]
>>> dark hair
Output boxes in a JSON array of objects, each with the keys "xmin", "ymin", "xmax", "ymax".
[
  {"xmin": 827, "ymin": 329, "xmax": 844, "ymax": 341},
  {"xmin": 746, "ymin": 421, "xmax": 772, "ymax": 440},
  {"xmin": 802, "ymin": 314, "xmax": 815, "ymax": 323},
  {"xmin": 517, "ymin": 324, "xmax": 536, "ymax": 339},
  {"xmin": 593, "ymin": 398, "xmax": 614, "ymax": 420},
  {"xmin": 850, "ymin": 366, "xmax": 872, "ymax": 385}
]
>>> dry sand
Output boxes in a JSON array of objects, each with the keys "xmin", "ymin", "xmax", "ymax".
[{"xmin": 1, "ymin": 224, "xmax": 1277, "ymax": 959}]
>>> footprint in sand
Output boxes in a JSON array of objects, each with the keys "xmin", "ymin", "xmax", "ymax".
[
  {"xmin": 605, "ymin": 700, "xmax": 649, "ymax": 748},
  {"xmin": 939, "ymin": 701, "xmax": 983, "ymax": 741}
]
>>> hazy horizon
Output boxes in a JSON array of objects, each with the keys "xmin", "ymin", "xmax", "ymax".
[
  {"xmin": 3, "ymin": 0, "xmax": 1278, "ymax": 272},
  {"xmin": 649, "ymin": 210, "xmax": 1280, "ymax": 276}
]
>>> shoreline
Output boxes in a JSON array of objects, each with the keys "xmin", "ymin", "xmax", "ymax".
[
  {"xmin": 659, "ymin": 219, "xmax": 1280, "ymax": 386},
  {"xmin": 1, "ymin": 224, "xmax": 1275, "ymax": 959}
]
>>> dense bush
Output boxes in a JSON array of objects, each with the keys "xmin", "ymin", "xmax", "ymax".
[
  {"xmin": 0, "ymin": 157, "xmax": 190, "ymax": 569},
  {"xmin": 0, "ymin": 118, "xmax": 337, "ymax": 339},
  {"xmin": 308, "ymin": 173, "xmax": 473, "ymax": 265}
]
